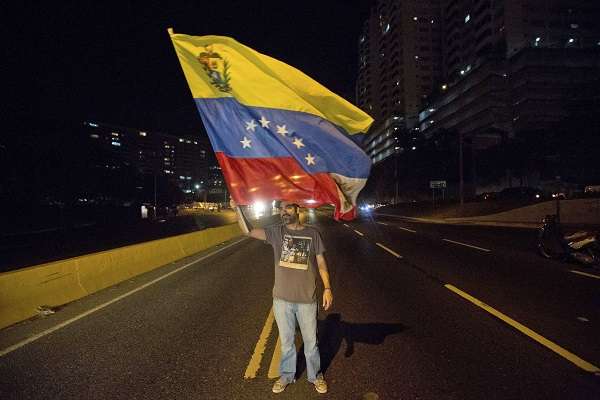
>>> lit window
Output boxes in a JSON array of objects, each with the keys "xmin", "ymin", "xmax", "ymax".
[
  {"xmin": 88, "ymin": 122, "xmax": 98, "ymax": 127},
  {"xmin": 413, "ymin": 16, "xmax": 418, "ymax": 21},
  {"xmin": 139, "ymin": 131, "xmax": 147, "ymax": 137},
  {"xmin": 567, "ymin": 38, "xmax": 575, "ymax": 44},
  {"xmin": 179, "ymin": 138, "xmax": 184, "ymax": 142},
  {"xmin": 111, "ymin": 132, "xmax": 119, "ymax": 137},
  {"xmin": 360, "ymin": 36, "xmax": 365, "ymax": 43},
  {"xmin": 383, "ymin": 23, "xmax": 390, "ymax": 34},
  {"xmin": 164, "ymin": 157, "xmax": 169, "ymax": 161},
  {"xmin": 460, "ymin": 69, "xmax": 465, "ymax": 75},
  {"xmin": 570, "ymin": 24, "xmax": 579, "ymax": 29},
  {"xmin": 179, "ymin": 176, "xmax": 185, "ymax": 180},
  {"xmin": 431, "ymin": 19, "xmax": 434, "ymax": 24},
  {"xmin": 111, "ymin": 141, "xmax": 121, "ymax": 147},
  {"xmin": 415, "ymin": 55, "xmax": 419, "ymax": 60},
  {"xmin": 441, "ymin": 84, "xmax": 448, "ymax": 90},
  {"xmin": 465, "ymin": 14, "xmax": 470, "ymax": 23},
  {"xmin": 90, "ymin": 134, "xmax": 99, "ymax": 139},
  {"xmin": 193, "ymin": 141, "xmax": 198, "ymax": 145},
  {"xmin": 411, "ymin": 146, "xmax": 417, "ymax": 150},
  {"xmin": 429, "ymin": 108, "xmax": 435, "ymax": 112}
]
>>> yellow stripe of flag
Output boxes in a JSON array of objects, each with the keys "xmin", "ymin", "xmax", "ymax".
[{"xmin": 169, "ymin": 32, "xmax": 373, "ymax": 135}]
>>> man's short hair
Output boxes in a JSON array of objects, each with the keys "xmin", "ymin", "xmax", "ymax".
[{"xmin": 279, "ymin": 201, "xmax": 300, "ymax": 211}]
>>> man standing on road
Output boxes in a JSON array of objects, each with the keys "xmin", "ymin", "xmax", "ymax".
[{"xmin": 231, "ymin": 200, "xmax": 332, "ymax": 394}]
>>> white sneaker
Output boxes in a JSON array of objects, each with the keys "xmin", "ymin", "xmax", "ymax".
[
  {"xmin": 314, "ymin": 375, "xmax": 328, "ymax": 394},
  {"xmin": 272, "ymin": 378, "xmax": 294, "ymax": 394}
]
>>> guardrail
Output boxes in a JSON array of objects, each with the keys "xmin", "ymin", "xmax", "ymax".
[{"xmin": 0, "ymin": 223, "xmax": 242, "ymax": 330}]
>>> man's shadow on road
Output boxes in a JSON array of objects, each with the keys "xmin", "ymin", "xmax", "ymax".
[{"xmin": 295, "ymin": 313, "xmax": 406, "ymax": 379}]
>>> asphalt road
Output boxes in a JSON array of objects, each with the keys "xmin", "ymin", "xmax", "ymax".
[{"xmin": 1, "ymin": 210, "xmax": 600, "ymax": 399}]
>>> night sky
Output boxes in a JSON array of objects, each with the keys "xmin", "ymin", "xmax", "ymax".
[{"xmin": 10, "ymin": 1, "xmax": 374, "ymax": 137}]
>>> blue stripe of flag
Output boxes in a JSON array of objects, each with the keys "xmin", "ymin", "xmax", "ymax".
[{"xmin": 195, "ymin": 98, "xmax": 371, "ymax": 179}]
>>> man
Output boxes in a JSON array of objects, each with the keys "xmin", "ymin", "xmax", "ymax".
[{"xmin": 231, "ymin": 200, "xmax": 332, "ymax": 394}]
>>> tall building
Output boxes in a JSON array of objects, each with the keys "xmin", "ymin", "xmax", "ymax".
[
  {"xmin": 357, "ymin": 0, "xmax": 442, "ymax": 164},
  {"xmin": 442, "ymin": 0, "xmax": 600, "ymax": 81},
  {"xmin": 421, "ymin": 0, "xmax": 600, "ymax": 143},
  {"xmin": 418, "ymin": 0, "xmax": 600, "ymax": 192},
  {"xmin": 83, "ymin": 121, "xmax": 211, "ymax": 194}
]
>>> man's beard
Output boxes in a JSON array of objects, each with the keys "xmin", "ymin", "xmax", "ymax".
[{"xmin": 282, "ymin": 214, "xmax": 297, "ymax": 224}]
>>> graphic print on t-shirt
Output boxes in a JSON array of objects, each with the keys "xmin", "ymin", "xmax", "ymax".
[{"xmin": 279, "ymin": 234, "xmax": 312, "ymax": 270}]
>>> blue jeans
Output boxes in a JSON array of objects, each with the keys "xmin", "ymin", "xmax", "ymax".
[{"xmin": 272, "ymin": 298, "xmax": 321, "ymax": 383}]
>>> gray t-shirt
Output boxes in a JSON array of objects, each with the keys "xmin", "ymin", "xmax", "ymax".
[{"xmin": 264, "ymin": 224, "xmax": 325, "ymax": 304}]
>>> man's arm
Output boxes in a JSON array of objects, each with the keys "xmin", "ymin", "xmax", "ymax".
[
  {"xmin": 231, "ymin": 200, "xmax": 266, "ymax": 241},
  {"xmin": 317, "ymin": 254, "xmax": 333, "ymax": 310}
]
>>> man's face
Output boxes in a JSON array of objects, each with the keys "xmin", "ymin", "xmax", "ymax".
[{"xmin": 280, "ymin": 203, "xmax": 299, "ymax": 225}]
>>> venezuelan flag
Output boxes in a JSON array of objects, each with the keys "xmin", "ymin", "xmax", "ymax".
[{"xmin": 169, "ymin": 30, "xmax": 373, "ymax": 220}]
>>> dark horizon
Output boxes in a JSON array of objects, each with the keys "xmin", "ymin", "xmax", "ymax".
[{"xmin": 9, "ymin": 1, "xmax": 374, "ymax": 137}]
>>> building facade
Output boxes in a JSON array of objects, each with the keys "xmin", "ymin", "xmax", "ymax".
[
  {"xmin": 357, "ymin": 0, "xmax": 442, "ymax": 164},
  {"xmin": 83, "ymin": 121, "xmax": 213, "ymax": 194}
]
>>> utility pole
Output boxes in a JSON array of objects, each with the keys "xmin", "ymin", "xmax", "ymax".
[
  {"xmin": 459, "ymin": 132, "xmax": 464, "ymax": 206},
  {"xmin": 394, "ymin": 150, "xmax": 399, "ymax": 204}
]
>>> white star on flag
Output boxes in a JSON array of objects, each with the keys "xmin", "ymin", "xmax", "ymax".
[
  {"xmin": 276, "ymin": 124, "xmax": 289, "ymax": 136},
  {"xmin": 245, "ymin": 120, "xmax": 257, "ymax": 132},
  {"xmin": 259, "ymin": 116, "xmax": 271, "ymax": 128},
  {"xmin": 240, "ymin": 136, "xmax": 252, "ymax": 148},
  {"xmin": 305, "ymin": 153, "xmax": 316, "ymax": 165},
  {"xmin": 292, "ymin": 137, "xmax": 305, "ymax": 149}
]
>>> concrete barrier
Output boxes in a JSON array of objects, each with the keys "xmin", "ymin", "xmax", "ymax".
[{"xmin": 0, "ymin": 223, "xmax": 242, "ymax": 330}]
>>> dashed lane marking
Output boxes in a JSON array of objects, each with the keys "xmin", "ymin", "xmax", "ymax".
[
  {"xmin": 570, "ymin": 270, "xmax": 600, "ymax": 280},
  {"xmin": 376, "ymin": 222, "xmax": 388, "ymax": 226},
  {"xmin": 354, "ymin": 230, "xmax": 365, "ymax": 237},
  {"xmin": 343, "ymin": 223, "xmax": 350, "ymax": 228},
  {"xmin": 376, "ymin": 243, "xmax": 403, "ymax": 258},
  {"xmin": 445, "ymin": 284, "xmax": 600, "ymax": 374},
  {"xmin": 398, "ymin": 227, "xmax": 417, "ymax": 233},
  {"xmin": 244, "ymin": 307, "xmax": 275, "ymax": 379},
  {"xmin": 442, "ymin": 238, "xmax": 491, "ymax": 252},
  {"xmin": 0, "ymin": 238, "xmax": 248, "ymax": 358}
]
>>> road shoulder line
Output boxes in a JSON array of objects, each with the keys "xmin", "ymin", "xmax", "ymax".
[{"xmin": 445, "ymin": 284, "xmax": 600, "ymax": 374}]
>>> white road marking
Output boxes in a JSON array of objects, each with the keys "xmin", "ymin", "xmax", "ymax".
[
  {"xmin": 442, "ymin": 238, "xmax": 491, "ymax": 252},
  {"xmin": 376, "ymin": 243, "xmax": 403, "ymax": 258},
  {"xmin": 0, "ymin": 238, "xmax": 248, "ymax": 358},
  {"xmin": 376, "ymin": 222, "xmax": 388, "ymax": 226},
  {"xmin": 570, "ymin": 270, "xmax": 600, "ymax": 280},
  {"xmin": 354, "ymin": 230, "xmax": 365, "ymax": 237},
  {"xmin": 398, "ymin": 227, "xmax": 416, "ymax": 233},
  {"xmin": 343, "ymin": 223, "xmax": 350, "ymax": 228},
  {"xmin": 445, "ymin": 284, "xmax": 600, "ymax": 374}
]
